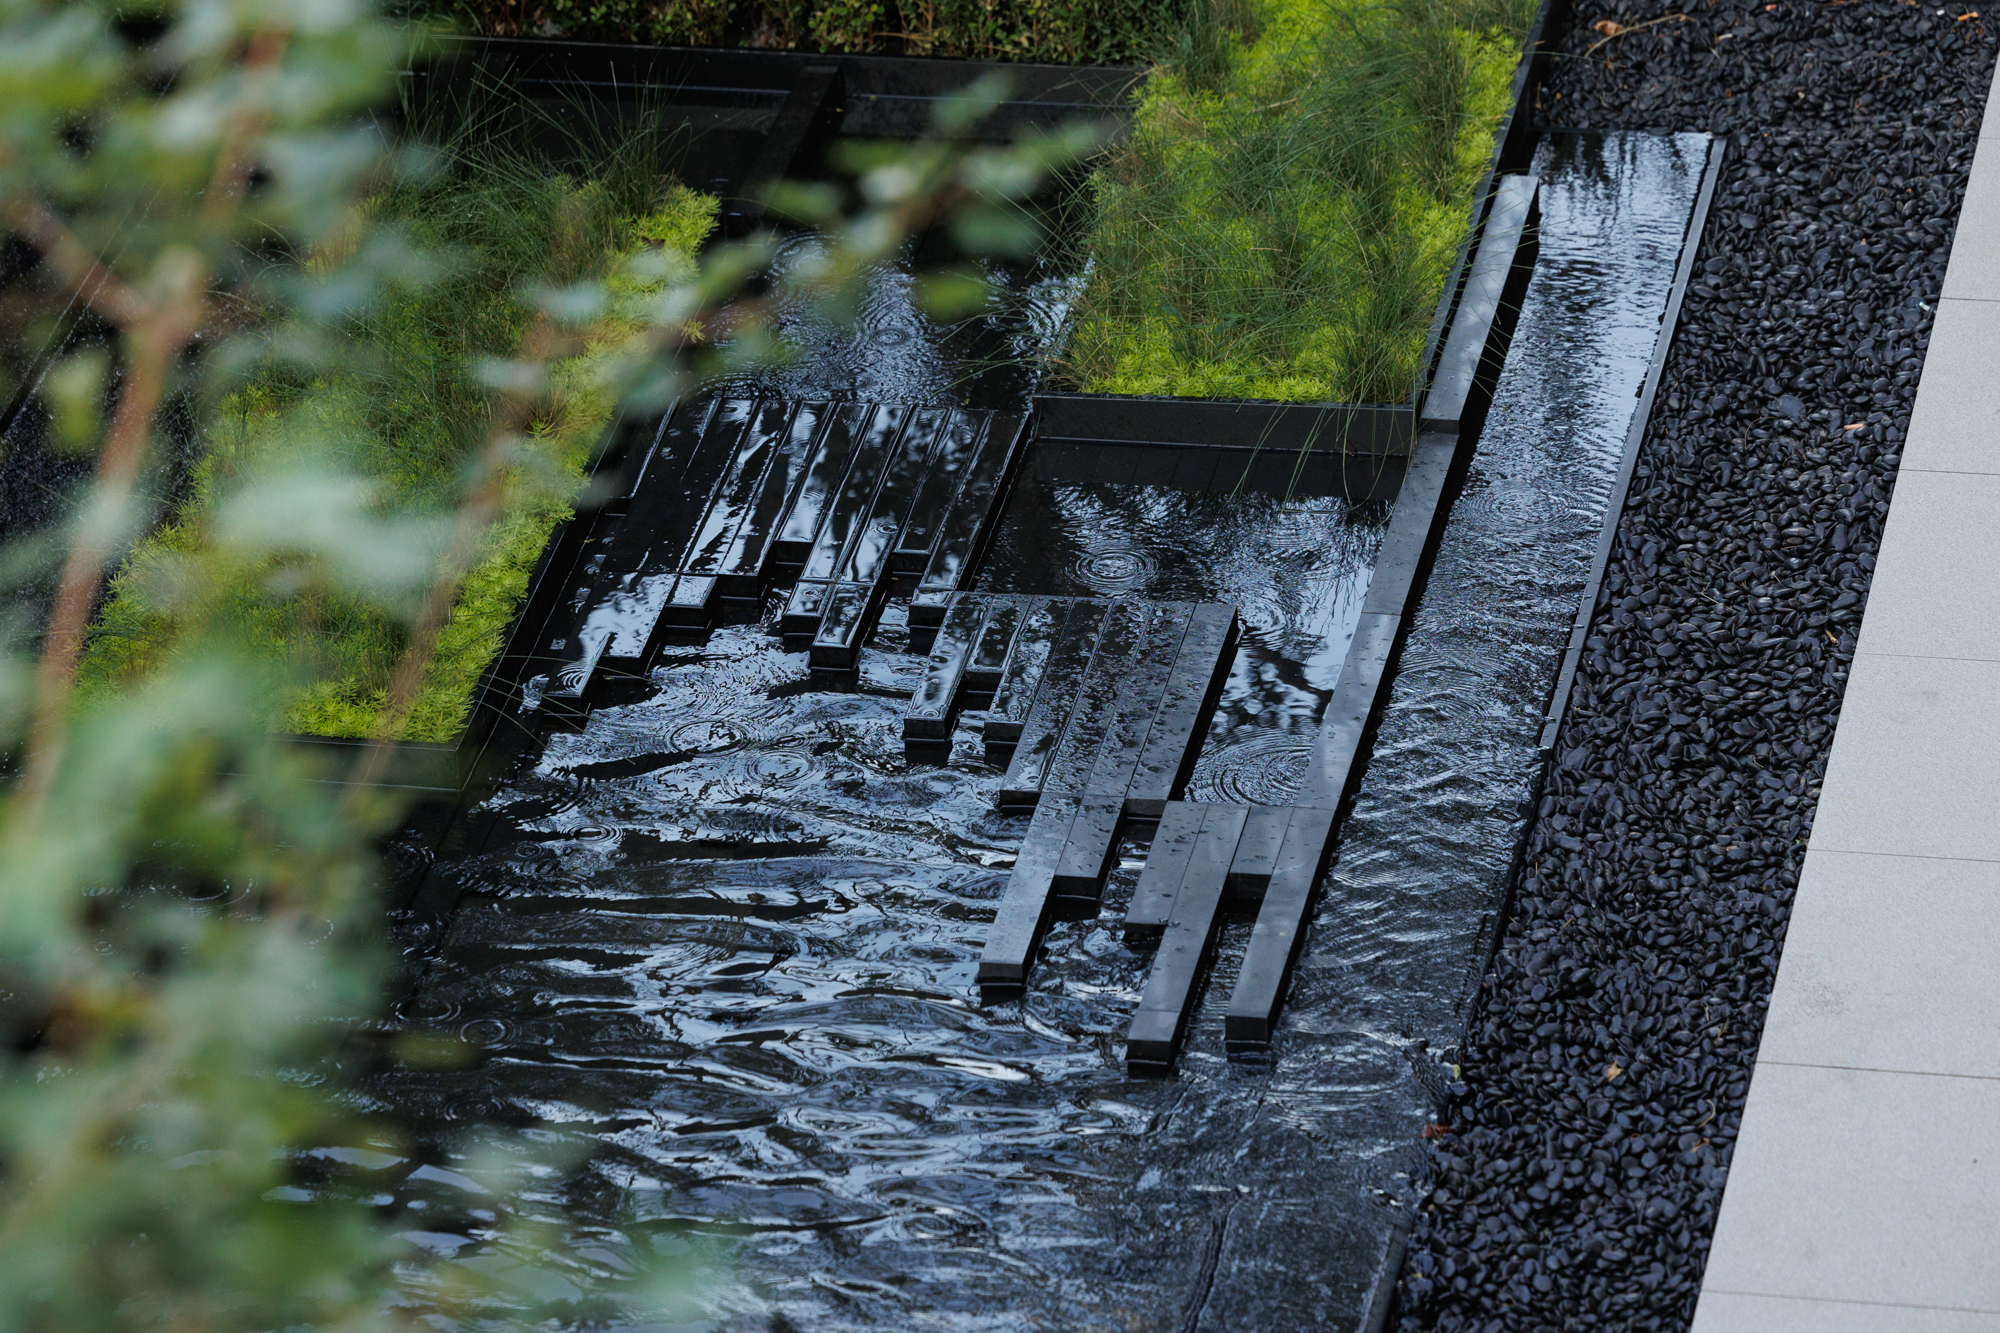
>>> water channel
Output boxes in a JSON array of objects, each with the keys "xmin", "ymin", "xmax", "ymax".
[{"xmin": 365, "ymin": 129, "xmax": 1710, "ymax": 1330}]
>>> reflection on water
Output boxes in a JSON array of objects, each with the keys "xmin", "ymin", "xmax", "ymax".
[
  {"xmin": 1298, "ymin": 131, "xmax": 1712, "ymax": 1047},
  {"xmin": 977, "ymin": 473, "xmax": 1390, "ymax": 808},
  {"xmin": 367, "ymin": 131, "xmax": 1709, "ymax": 1329},
  {"xmin": 709, "ymin": 232, "xmax": 1086, "ymax": 411}
]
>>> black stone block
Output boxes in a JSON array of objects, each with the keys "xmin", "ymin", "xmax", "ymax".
[
  {"xmin": 985, "ymin": 597, "xmax": 1071, "ymax": 753},
  {"xmin": 1126, "ymin": 802, "xmax": 1249, "ymax": 1071},
  {"xmin": 1226, "ymin": 806, "xmax": 1292, "ymax": 905},
  {"xmin": 997, "ymin": 600, "xmax": 1104, "ymax": 808},
  {"xmin": 977, "ymin": 793, "xmax": 1082, "ymax": 995},
  {"xmin": 808, "ymin": 581, "xmax": 875, "ymax": 670},
  {"xmin": 1050, "ymin": 792, "xmax": 1124, "ymax": 906},
  {"xmin": 1126, "ymin": 602, "xmax": 1239, "ymax": 817},
  {"xmin": 1224, "ymin": 806, "xmax": 1337, "ymax": 1051},
  {"xmin": 903, "ymin": 593, "xmax": 986, "ymax": 746},
  {"xmin": 1125, "ymin": 800, "xmax": 1205, "ymax": 941}
]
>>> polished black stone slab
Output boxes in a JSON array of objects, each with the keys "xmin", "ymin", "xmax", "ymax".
[
  {"xmin": 1226, "ymin": 805, "xmax": 1292, "ymax": 906},
  {"xmin": 1224, "ymin": 806, "xmax": 1337, "ymax": 1051},
  {"xmin": 903, "ymin": 593, "xmax": 988, "ymax": 745},
  {"xmin": 909, "ymin": 411, "xmax": 1028, "ymax": 627},
  {"xmin": 963, "ymin": 595, "xmax": 1029, "ymax": 696},
  {"xmin": 1124, "ymin": 801, "xmax": 1205, "ymax": 942},
  {"xmin": 1126, "ymin": 803, "xmax": 1249, "ymax": 1071},
  {"xmin": 976, "ymin": 792, "xmax": 1082, "ymax": 994},
  {"xmin": 1049, "ymin": 792, "xmax": 1123, "ymax": 910},
  {"xmin": 984, "ymin": 596, "xmax": 1069, "ymax": 753},
  {"xmin": 1125, "ymin": 603, "xmax": 1238, "ymax": 818},
  {"xmin": 996, "ymin": 601, "xmax": 1103, "ymax": 808}
]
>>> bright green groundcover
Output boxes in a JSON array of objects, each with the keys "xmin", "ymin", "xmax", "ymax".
[
  {"xmin": 78, "ymin": 172, "xmax": 716, "ymax": 744},
  {"xmin": 1063, "ymin": 0, "xmax": 1535, "ymax": 404}
]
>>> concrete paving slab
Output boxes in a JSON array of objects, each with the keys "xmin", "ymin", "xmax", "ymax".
[
  {"xmin": 1754, "ymin": 848, "xmax": 2000, "ymax": 1076},
  {"xmin": 1852, "ymin": 467, "xmax": 2000, "ymax": 663},
  {"xmin": 1981, "ymin": 55, "xmax": 2000, "ymax": 141},
  {"xmin": 1941, "ymin": 143, "xmax": 2000, "ymax": 302},
  {"xmin": 1809, "ymin": 651, "xmax": 2000, "ymax": 863},
  {"xmin": 1694, "ymin": 1292, "xmax": 2000, "ymax": 1333},
  {"xmin": 1699, "ymin": 1062, "xmax": 2000, "ymax": 1314},
  {"xmin": 1901, "ymin": 296, "xmax": 2000, "ymax": 476}
]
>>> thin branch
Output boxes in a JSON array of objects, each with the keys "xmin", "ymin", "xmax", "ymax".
[
  {"xmin": 18, "ymin": 265, "xmax": 205, "ymax": 819},
  {"xmin": 1, "ymin": 196, "xmax": 152, "ymax": 328},
  {"xmin": 1584, "ymin": 12, "xmax": 1690, "ymax": 58}
]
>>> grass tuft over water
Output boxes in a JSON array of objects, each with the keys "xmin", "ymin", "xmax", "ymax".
[
  {"xmin": 1062, "ymin": 0, "xmax": 1535, "ymax": 404},
  {"xmin": 79, "ymin": 99, "xmax": 716, "ymax": 742}
]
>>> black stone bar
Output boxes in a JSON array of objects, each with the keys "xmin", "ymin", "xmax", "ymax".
[
  {"xmin": 601, "ymin": 410, "xmax": 675, "ymax": 514},
  {"xmin": 769, "ymin": 402, "xmax": 862, "ymax": 567},
  {"xmin": 1419, "ymin": 174, "xmax": 1540, "ymax": 437},
  {"xmin": 1226, "ymin": 805, "xmax": 1293, "ymax": 905},
  {"xmin": 664, "ymin": 574, "xmax": 719, "ymax": 629},
  {"xmin": 1358, "ymin": 433, "xmax": 1458, "ymax": 621},
  {"xmin": 536, "ymin": 604, "xmax": 617, "ymax": 726},
  {"xmin": 678, "ymin": 397, "xmax": 791, "ymax": 582},
  {"xmin": 779, "ymin": 578, "xmax": 833, "ymax": 646},
  {"xmin": 976, "ymin": 792, "xmax": 1083, "ymax": 994},
  {"xmin": 903, "ymin": 593, "xmax": 987, "ymax": 744},
  {"xmin": 1050, "ymin": 792, "xmax": 1124, "ymax": 908},
  {"xmin": 963, "ymin": 595, "xmax": 1029, "ymax": 695},
  {"xmin": 1124, "ymin": 801, "xmax": 1205, "ymax": 941},
  {"xmin": 1297, "ymin": 612, "xmax": 1399, "ymax": 811},
  {"xmin": 617, "ymin": 398, "xmax": 714, "ymax": 509},
  {"xmin": 799, "ymin": 404, "xmax": 907, "ymax": 584},
  {"xmin": 591, "ymin": 399, "xmax": 753, "ymax": 674},
  {"xmin": 1085, "ymin": 600, "xmax": 1193, "ymax": 796},
  {"xmin": 1126, "ymin": 802, "xmax": 1250, "ymax": 1070},
  {"xmin": 1125, "ymin": 603, "xmax": 1239, "ymax": 818},
  {"xmin": 1033, "ymin": 395, "xmax": 1412, "ymax": 458},
  {"xmin": 1223, "ymin": 806, "xmax": 1337, "ymax": 1051},
  {"xmin": 996, "ymin": 599, "xmax": 1104, "ymax": 808},
  {"xmin": 909, "ymin": 410, "xmax": 1027, "ymax": 627},
  {"xmin": 839, "ymin": 407, "xmax": 936, "ymax": 587},
  {"xmin": 716, "ymin": 400, "xmax": 827, "ymax": 598},
  {"xmin": 1040, "ymin": 600, "xmax": 1146, "ymax": 798},
  {"xmin": 807, "ymin": 581, "xmax": 874, "ymax": 670},
  {"xmin": 724, "ymin": 63, "xmax": 843, "ymax": 230},
  {"xmin": 894, "ymin": 411, "xmax": 988, "ymax": 574},
  {"xmin": 985, "ymin": 597, "xmax": 1071, "ymax": 755}
]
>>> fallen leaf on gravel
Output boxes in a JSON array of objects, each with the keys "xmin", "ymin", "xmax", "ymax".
[
  {"xmin": 1592, "ymin": 18, "xmax": 1628, "ymax": 35},
  {"xmin": 1421, "ymin": 1123, "xmax": 1454, "ymax": 1139},
  {"xmin": 1605, "ymin": 1062, "xmax": 1624, "ymax": 1080}
]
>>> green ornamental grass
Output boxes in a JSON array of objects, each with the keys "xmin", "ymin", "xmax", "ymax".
[
  {"xmin": 1064, "ymin": 0, "xmax": 1536, "ymax": 404},
  {"xmin": 78, "ymin": 125, "xmax": 717, "ymax": 743}
]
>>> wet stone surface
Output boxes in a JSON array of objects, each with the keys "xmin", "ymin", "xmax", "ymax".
[{"xmin": 1392, "ymin": 8, "xmax": 2000, "ymax": 1333}]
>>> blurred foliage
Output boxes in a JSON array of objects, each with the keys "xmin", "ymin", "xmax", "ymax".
[
  {"xmin": 0, "ymin": 1, "xmax": 1088, "ymax": 1327},
  {"xmin": 1062, "ymin": 0, "xmax": 1534, "ymax": 403},
  {"xmin": 387, "ymin": 0, "xmax": 1178, "ymax": 64},
  {"xmin": 78, "ymin": 133, "xmax": 718, "ymax": 741}
]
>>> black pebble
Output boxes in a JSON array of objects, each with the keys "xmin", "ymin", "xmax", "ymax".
[{"xmin": 1393, "ymin": 4, "xmax": 1989, "ymax": 1331}]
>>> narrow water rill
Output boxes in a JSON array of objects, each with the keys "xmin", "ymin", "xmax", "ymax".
[{"xmin": 371, "ymin": 109, "xmax": 1718, "ymax": 1325}]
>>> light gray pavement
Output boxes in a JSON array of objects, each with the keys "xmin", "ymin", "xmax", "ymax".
[{"xmin": 1688, "ymin": 57, "xmax": 2000, "ymax": 1333}]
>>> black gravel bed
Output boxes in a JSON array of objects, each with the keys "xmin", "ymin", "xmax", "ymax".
[{"xmin": 1392, "ymin": 6, "xmax": 1998, "ymax": 1331}]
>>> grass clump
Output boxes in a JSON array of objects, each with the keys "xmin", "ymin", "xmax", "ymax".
[
  {"xmin": 1062, "ymin": 0, "xmax": 1536, "ymax": 404},
  {"xmin": 79, "ymin": 121, "xmax": 717, "ymax": 743}
]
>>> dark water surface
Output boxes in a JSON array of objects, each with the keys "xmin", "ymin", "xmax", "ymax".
[{"xmin": 370, "ymin": 131, "xmax": 1707, "ymax": 1329}]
